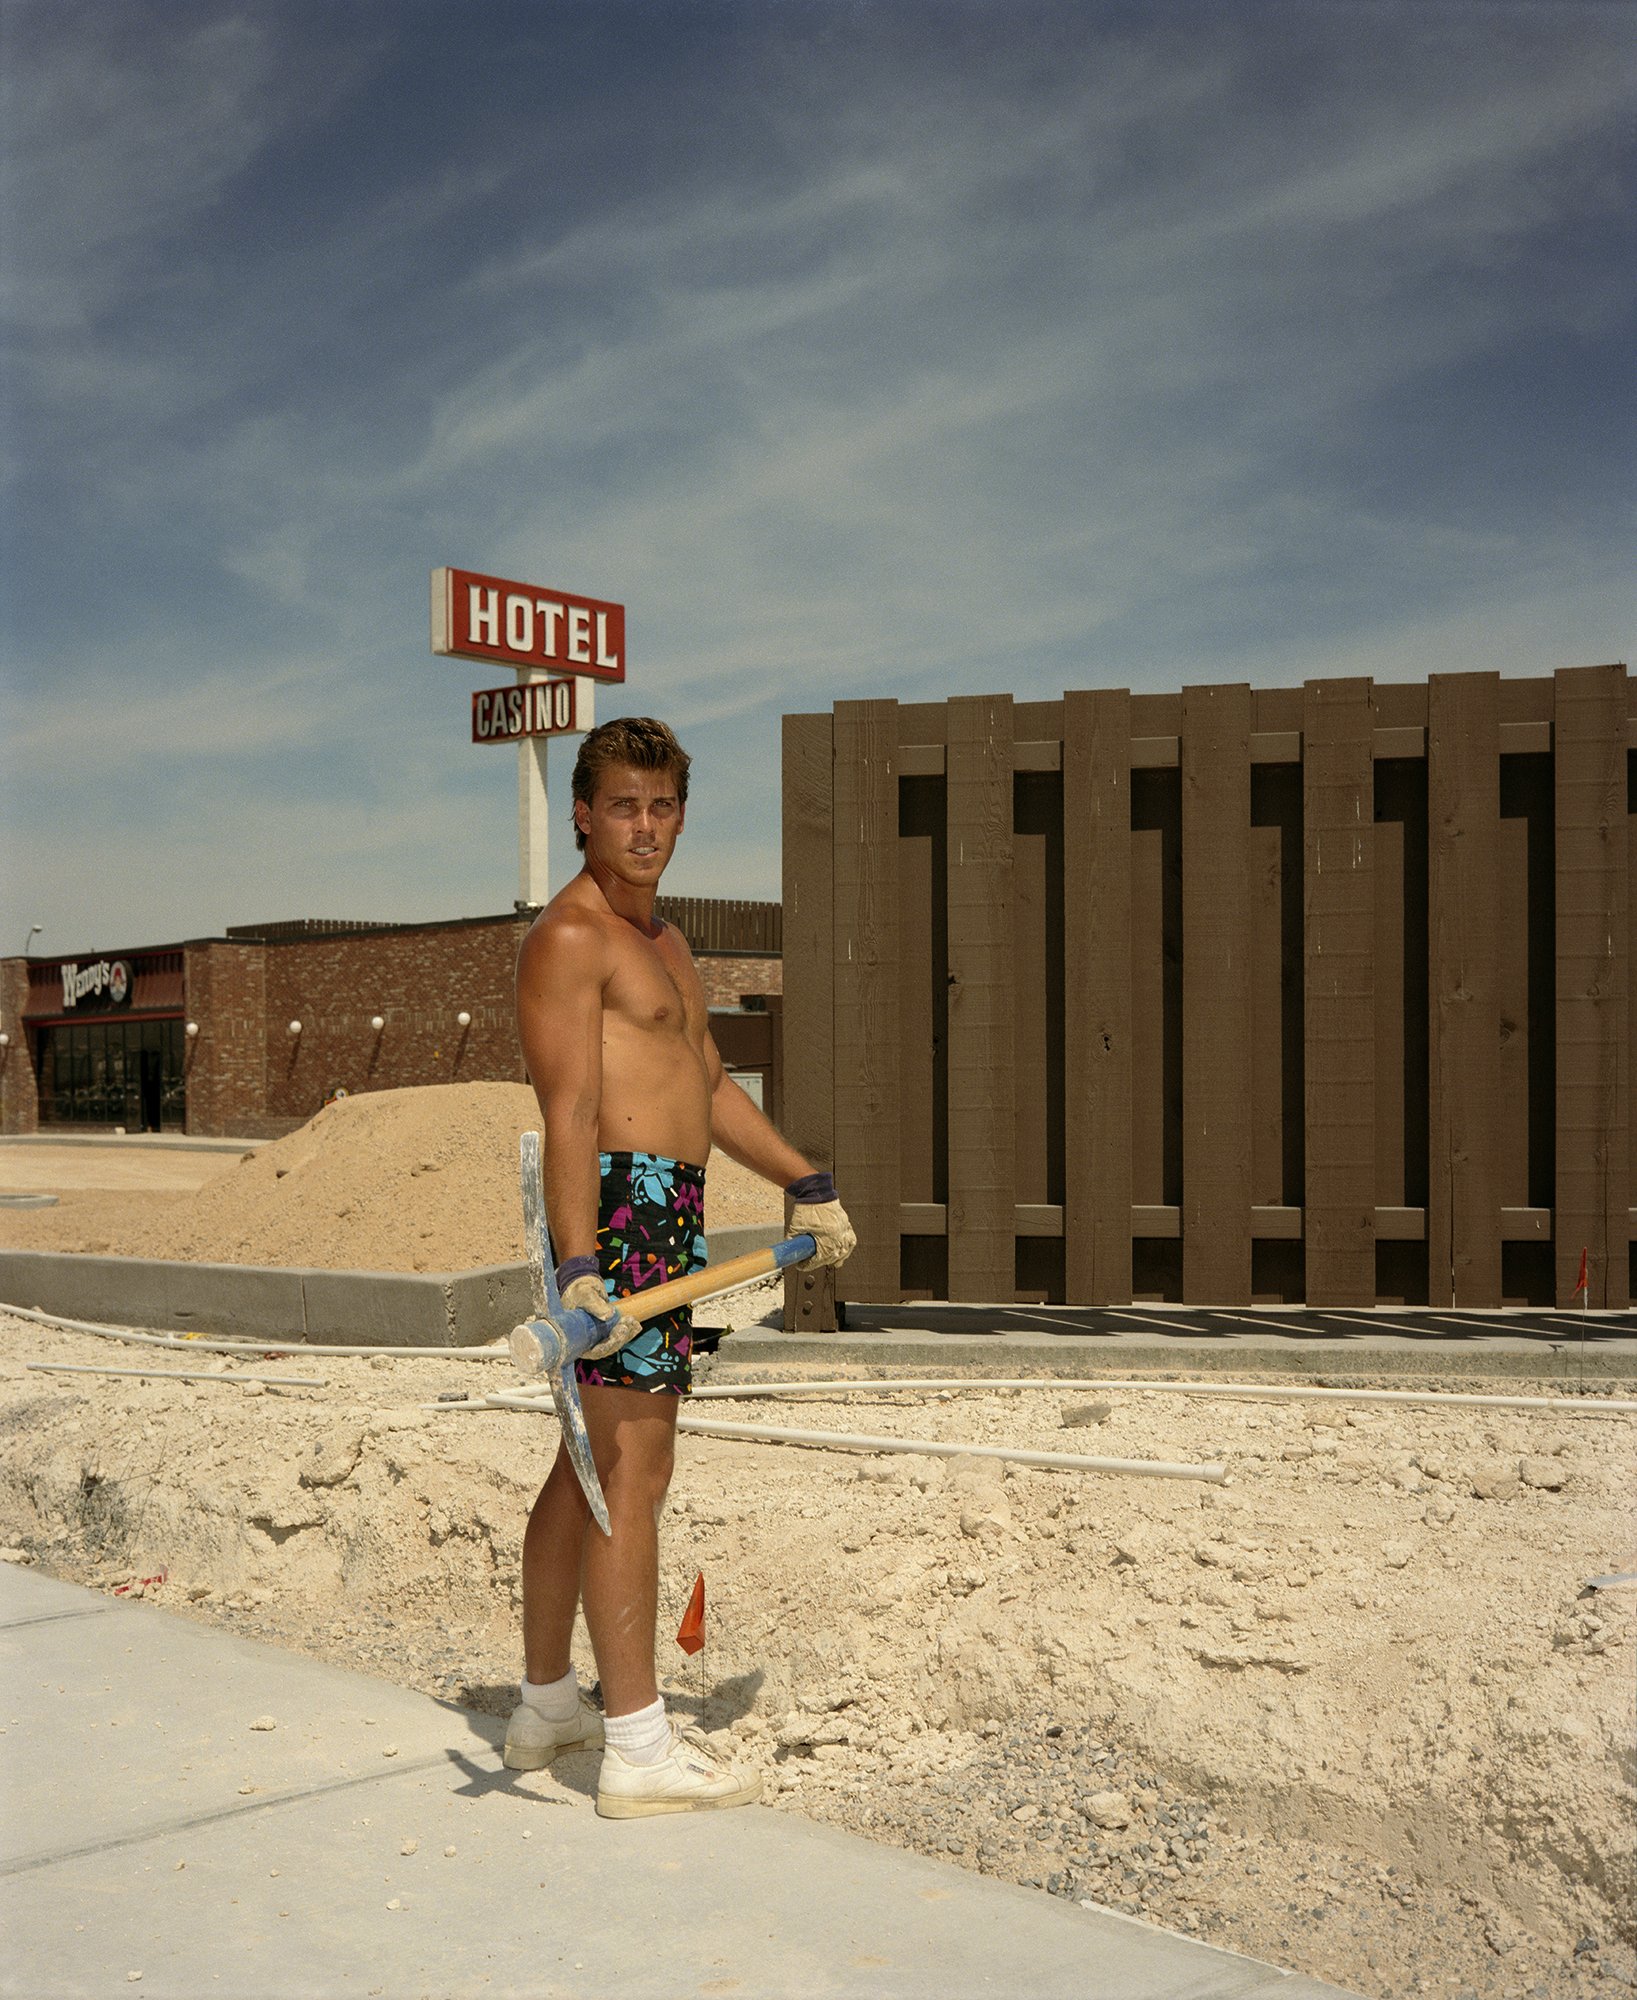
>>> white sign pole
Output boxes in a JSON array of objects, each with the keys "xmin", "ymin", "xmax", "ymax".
[
  {"xmin": 516, "ymin": 667, "xmax": 549, "ymax": 907},
  {"xmin": 515, "ymin": 670, "xmax": 595, "ymax": 908}
]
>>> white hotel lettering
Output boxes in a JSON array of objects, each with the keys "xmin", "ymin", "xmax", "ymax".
[
  {"xmin": 464, "ymin": 584, "xmax": 619, "ymax": 673},
  {"xmin": 468, "ymin": 585, "xmax": 500, "ymax": 645}
]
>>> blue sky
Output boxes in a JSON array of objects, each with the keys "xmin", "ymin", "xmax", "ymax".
[{"xmin": 2, "ymin": 0, "xmax": 1632, "ymax": 957}]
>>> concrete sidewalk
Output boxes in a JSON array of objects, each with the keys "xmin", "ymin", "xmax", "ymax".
[{"xmin": 0, "ymin": 1567, "xmax": 1362, "ymax": 2000}]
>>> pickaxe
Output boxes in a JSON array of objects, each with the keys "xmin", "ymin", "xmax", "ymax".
[{"xmin": 509, "ymin": 1132, "xmax": 817, "ymax": 1534}]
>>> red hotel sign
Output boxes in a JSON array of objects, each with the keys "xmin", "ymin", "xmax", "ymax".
[
  {"xmin": 432, "ymin": 566, "xmax": 625, "ymax": 681},
  {"xmin": 472, "ymin": 679, "xmax": 585, "ymax": 743}
]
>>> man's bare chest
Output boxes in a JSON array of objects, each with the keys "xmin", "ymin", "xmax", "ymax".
[{"xmin": 602, "ymin": 931, "xmax": 703, "ymax": 1041}]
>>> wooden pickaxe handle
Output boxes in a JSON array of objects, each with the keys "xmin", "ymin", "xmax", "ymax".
[{"xmin": 614, "ymin": 1233, "xmax": 816, "ymax": 1326}]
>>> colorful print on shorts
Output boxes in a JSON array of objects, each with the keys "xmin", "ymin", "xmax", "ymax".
[{"xmin": 575, "ymin": 1151, "xmax": 711, "ymax": 1395}]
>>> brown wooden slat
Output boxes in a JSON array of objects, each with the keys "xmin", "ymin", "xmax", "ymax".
[
  {"xmin": 897, "ymin": 775, "xmax": 942, "ymax": 1210},
  {"xmin": 781, "ymin": 713, "xmax": 838, "ymax": 1330},
  {"xmin": 1063, "ymin": 689, "xmax": 1132, "ymax": 1304},
  {"xmin": 1427, "ymin": 673, "xmax": 1501, "ymax": 1306},
  {"xmin": 1373, "ymin": 812, "xmax": 1406, "ymax": 1212},
  {"xmin": 946, "ymin": 693, "xmax": 1015, "ymax": 1300},
  {"xmin": 1181, "ymin": 683, "xmax": 1253, "ymax": 1304},
  {"xmin": 1013, "ymin": 780, "xmax": 1052, "ymax": 1206},
  {"xmin": 1303, "ymin": 678, "xmax": 1376, "ymax": 1306},
  {"xmin": 1554, "ymin": 663, "xmax": 1630, "ymax": 1307},
  {"xmin": 1495, "ymin": 808, "xmax": 1532, "ymax": 1207},
  {"xmin": 1250, "ymin": 817, "xmax": 1284, "ymax": 1205},
  {"xmin": 830, "ymin": 700, "xmax": 901, "ymax": 1304},
  {"xmin": 1374, "ymin": 684, "xmax": 1429, "ymax": 729}
]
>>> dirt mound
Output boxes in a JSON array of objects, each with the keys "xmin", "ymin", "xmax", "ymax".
[{"xmin": 0, "ymin": 1084, "xmax": 782, "ymax": 1273}]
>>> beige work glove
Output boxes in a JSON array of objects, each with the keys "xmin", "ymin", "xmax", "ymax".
[
  {"xmin": 561, "ymin": 1274, "xmax": 643, "ymax": 1362},
  {"xmin": 791, "ymin": 1197, "xmax": 856, "ymax": 1270}
]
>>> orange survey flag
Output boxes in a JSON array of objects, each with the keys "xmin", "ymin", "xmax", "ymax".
[
  {"xmin": 677, "ymin": 1572, "xmax": 706, "ymax": 1656},
  {"xmin": 1576, "ymin": 1247, "xmax": 1589, "ymax": 1298}
]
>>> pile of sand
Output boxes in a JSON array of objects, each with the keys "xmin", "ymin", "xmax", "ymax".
[{"xmin": 0, "ymin": 1084, "xmax": 782, "ymax": 1273}]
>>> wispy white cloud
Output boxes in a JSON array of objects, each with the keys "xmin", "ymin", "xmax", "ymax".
[
  {"xmin": 2, "ymin": 2, "xmax": 1632, "ymax": 950},
  {"xmin": 2, "ymin": 13, "xmax": 273, "ymax": 333}
]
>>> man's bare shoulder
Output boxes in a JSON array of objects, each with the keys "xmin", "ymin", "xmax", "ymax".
[{"xmin": 518, "ymin": 882, "xmax": 616, "ymax": 981}]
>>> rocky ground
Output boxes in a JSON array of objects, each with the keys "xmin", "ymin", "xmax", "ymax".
[
  {"xmin": 0, "ymin": 1310, "xmax": 1631, "ymax": 1999},
  {"xmin": 2, "ymin": 1090, "xmax": 1634, "ymax": 1997}
]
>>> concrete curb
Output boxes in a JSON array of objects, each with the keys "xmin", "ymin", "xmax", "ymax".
[
  {"xmin": 0, "ymin": 1134, "xmax": 256, "ymax": 1154},
  {"xmin": 0, "ymin": 1224, "xmax": 787, "ymax": 1349},
  {"xmin": 716, "ymin": 1326, "xmax": 1637, "ymax": 1384}
]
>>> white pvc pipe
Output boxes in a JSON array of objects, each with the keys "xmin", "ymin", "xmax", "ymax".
[
  {"xmin": 467, "ymin": 1388, "xmax": 1222, "ymax": 1479},
  {"xmin": 446, "ymin": 1370, "xmax": 1637, "ymax": 1424},
  {"xmin": 26, "ymin": 1360, "xmax": 327, "ymax": 1388},
  {"xmin": 469, "ymin": 1390, "xmax": 1224, "ymax": 1479},
  {"xmin": 0, "ymin": 1301, "xmax": 509, "ymax": 1360},
  {"xmin": 689, "ymin": 1376, "xmax": 1637, "ymax": 1417},
  {"xmin": 672, "ymin": 1413, "xmax": 1224, "ymax": 1481}
]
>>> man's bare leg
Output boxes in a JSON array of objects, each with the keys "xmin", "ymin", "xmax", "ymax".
[{"xmin": 521, "ymin": 1382, "xmax": 678, "ymax": 1713}]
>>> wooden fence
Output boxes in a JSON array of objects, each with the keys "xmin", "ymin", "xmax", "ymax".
[
  {"xmin": 781, "ymin": 665, "xmax": 1633, "ymax": 1319},
  {"xmin": 655, "ymin": 897, "xmax": 782, "ymax": 955}
]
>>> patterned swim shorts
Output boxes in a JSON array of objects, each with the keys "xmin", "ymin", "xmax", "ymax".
[{"xmin": 575, "ymin": 1150, "xmax": 712, "ymax": 1395}]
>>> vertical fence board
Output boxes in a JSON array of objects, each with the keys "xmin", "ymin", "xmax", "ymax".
[
  {"xmin": 1554, "ymin": 663, "xmax": 1629, "ymax": 1307},
  {"xmin": 1013, "ymin": 779, "xmax": 1052, "ymax": 1204},
  {"xmin": 1428, "ymin": 673, "xmax": 1501, "ymax": 1306},
  {"xmin": 1064, "ymin": 689, "xmax": 1132, "ymax": 1304},
  {"xmin": 947, "ymin": 694, "xmax": 1015, "ymax": 1299},
  {"xmin": 1495, "ymin": 808, "xmax": 1532, "ymax": 1208},
  {"xmin": 1304, "ymin": 678, "xmax": 1376, "ymax": 1305},
  {"xmin": 1250, "ymin": 817, "xmax": 1285, "ymax": 1205},
  {"xmin": 1373, "ymin": 810, "xmax": 1406, "ymax": 1210},
  {"xmin": 898, "ymin": 777, "xmax": 940, "ymax": 1207},
  {"xmin": 781, "ymin": 713, "xmax": 838, "ymax": 1330},
  {"xmin": 831, "ymin": 700, "xmax": 901, "ymax": 1304},
  {"xmin": 1181, "ymin": 683, "xmax": 1252, "ymax": 1304},
  {"xmin": 1129, "ymin": 787, "xmax": 1168, "ymax": 1206}
]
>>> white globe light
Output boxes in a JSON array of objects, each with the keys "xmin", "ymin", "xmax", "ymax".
[
  {"xmin": 456, "ymin": 1010, "xmax": 472, "ymax": 1029},
  {"xmin": 288, "ymin": 1020, "xmax": 302, "ymax": 1037},
  {"xmin": 370, "ymin": 1015, "xmax": 385, "ymax": 1033},
  {"xmin": 184, "ymin": 1021, "xmax": 199, "ymax": 1038}
]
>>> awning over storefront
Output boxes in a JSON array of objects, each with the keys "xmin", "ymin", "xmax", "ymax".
[{"xmin": 23, "ymin": 950, "xmax": 185, "ymax": 1023}]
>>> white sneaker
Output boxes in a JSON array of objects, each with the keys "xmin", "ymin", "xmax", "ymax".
[
  {"xmin": 502, "ymin": 1696, "xmax": 605, "ymax": 1771},
  {"xmin": 595, "ymin": 1726, "xmax": 762, "ymax": 1818}
]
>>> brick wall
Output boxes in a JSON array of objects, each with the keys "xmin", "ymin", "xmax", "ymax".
[
  {"xmin": 0, "ymin": 958, "xmax": 38, "ymax": 1133},
  {"xmin": 5, "ymin": 913, "xmax": 784, "ymax": 1138},
  {"xmin": 695, "ymin": 955, "xmax": 782, "ymax": 1008},
  {"xmin": 261, "ymin": 914, "xmax": 532, "ymax": 1125},
  {"xmin": 182, "ymin": 941, "xmax": 267, "ymax": 1137}
]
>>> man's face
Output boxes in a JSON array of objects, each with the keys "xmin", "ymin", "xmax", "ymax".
[{"xmin": 575, "ymin": 762, "xmax": 685, "ymax": 885}]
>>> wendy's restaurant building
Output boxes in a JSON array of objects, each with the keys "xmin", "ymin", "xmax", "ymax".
[{"xmin": 0, "ymin": 899, "xmax": 783, "ymax": 1141}]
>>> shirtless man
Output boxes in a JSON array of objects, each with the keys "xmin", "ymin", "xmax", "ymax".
[{"xmin": 503, "ymin": 716, "xmax": 855, "ymax": 1817}]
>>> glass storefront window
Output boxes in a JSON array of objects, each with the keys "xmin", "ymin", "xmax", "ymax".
[{"xmin": 35, "ymin": 1019, "xmax": 184, "ymax": 1131}]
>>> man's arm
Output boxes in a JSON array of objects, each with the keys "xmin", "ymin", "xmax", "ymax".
[
  {"xmin": 705, "ymin": 1031, "xmax": 813, "ymax": 1186},
  {"xmin": 705, "ymin": 1031, "xmax": 856, "ymax": 1269},
  {"xmin": 516, "ymin": 908, "xmax": 607, "ymax": 1266}
]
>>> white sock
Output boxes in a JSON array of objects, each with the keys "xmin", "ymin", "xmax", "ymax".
[
  {"xmin": 603, "ymin": 1696, "xmax": 670, "ymax": 1765},
  {"xmin": 520, "ymin": 1667, "xmax": 580, "ymax": 1723}
]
